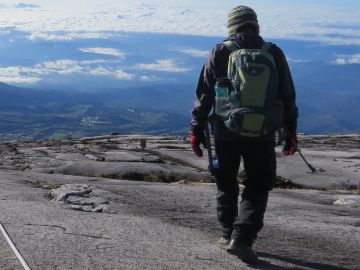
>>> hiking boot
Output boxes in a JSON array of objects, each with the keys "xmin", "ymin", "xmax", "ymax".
[
  {"xmin": 217, "ymin": 237, "xmax": 231, "ymax": 250},
  {"xmin": 227, "ymin": 239, "xmax": 258, "ymax": 264}
]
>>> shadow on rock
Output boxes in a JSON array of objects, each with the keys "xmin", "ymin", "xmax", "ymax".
[{"xmin": 256, "ymin": 252, "xmax": 353, "ymax": 270}]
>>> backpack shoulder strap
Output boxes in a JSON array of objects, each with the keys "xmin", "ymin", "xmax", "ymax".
[
  {"xmin": 260, "ymin": 42, "xmax": 277, "ymax": 68},
  {"xmin": 223, "ymin": 40, "xmax": 241, "ymax": 52},
  {"xmin": 261, "ymin": 42, "xmax": 273, "ymax": 52}
]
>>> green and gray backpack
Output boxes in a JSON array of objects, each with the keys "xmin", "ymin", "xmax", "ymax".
[{"xmin": 214, "ymin": 40, "xmax": 282, "ymax": 138}]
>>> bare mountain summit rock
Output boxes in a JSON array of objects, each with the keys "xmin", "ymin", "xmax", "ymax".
[{"xmin": 0, "ymin": 134, "xmax": 359, "ymax": 269}]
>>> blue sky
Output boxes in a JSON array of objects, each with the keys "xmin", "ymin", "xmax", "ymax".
[{"xmin": 0, "ymin": 1, "xmax": 359, "ymax": 86}]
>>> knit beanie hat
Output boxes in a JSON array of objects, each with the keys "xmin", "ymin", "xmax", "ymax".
[{"xmin": 227, "ymin": 6, "xmax": 259, "ymax": 34}]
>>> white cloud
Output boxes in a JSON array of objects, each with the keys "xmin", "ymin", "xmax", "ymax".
[
  {"xmin": 27, "ymin": 32, "xmax": 116, "ymax": 41},
  {"xmin": 114, "ymin": 70, "xmax": 134, "ymax": 80},
  {"xmin": 79, "ymin": 59, "xmax": 110, "ymax": 65},
  {"xmin": 88, "ymin": 66, "xmax": 113, "ymax": 76},
  {"xmin": 79, "ymin": 47, "xmax": 125, "ymax": 57},
  {"xmin": 0, "ymin": 58, "xmax": 135, "ymax": 84},
  {"xmin": 140, "ymin": 75, "xmax": 161, "ymax": 82},
  {"xmin": 135, "ymin": 59, "xmax": 191, "ymax": 73},
  {"xmin": 0, "ymin": 66, "xmax": 41, "ymax": 84},
  {"xmin": 177, "ymin": 49, "xmax": 209, "ymax": 58},
  {"xmin": 36, "ymin": 60, "xmax": 83, "ymax": 74},
  {"xmin": 88, "ymin": 66, "xmax": 134, "ymax": 80},
  {"xmin": 0, "ymin": 76, "xmax": 40, "ymax": 84},
  {"xmin": 332, "ymin": 54, "xmax": 360, "ymax": 65}
]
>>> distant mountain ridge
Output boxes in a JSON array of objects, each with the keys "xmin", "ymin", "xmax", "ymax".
[
  {"xmin": 0, "ymin": 81, "xmax": 359, "ymax": 141},
  {"xmin": 0, "ymin": 82, "xmax": 192, "ymax": 141}
]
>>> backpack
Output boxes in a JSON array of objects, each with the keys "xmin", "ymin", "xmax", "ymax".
[{"xmin": 214, "ymin": 40, "xmax": 282, "ymax": 138}]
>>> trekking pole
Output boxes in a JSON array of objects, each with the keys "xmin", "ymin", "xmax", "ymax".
[
  {"xmin": 282, "ymin": 128, "xmax": 324, "ymax": 174},
  {"xmin": 297, "ymin": 148, "xmax": 317, "ymax": 174},
  {"xmin": 204, "ymin": 120, "xmax": 216, "ymax": 175},
  {"xmin": 289, "ymin": 136, "xmax": 324, "ymax": 174}
]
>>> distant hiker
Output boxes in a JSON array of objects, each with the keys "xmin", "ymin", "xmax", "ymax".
[
  {"xmin": 190, "ymin": 6, "xmax": 298, "ymax": 263},
  {"xmin": 140, "ymin": 138, "xmax": 147, "ymax": 150},
  {"xmin": 140, "ymin": 138, "xmax": 147, "ymax": 161}
]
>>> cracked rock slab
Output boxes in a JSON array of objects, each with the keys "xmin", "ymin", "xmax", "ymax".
[
  {"xmin": 333, "ymin": 195, "xmax": 360, "ymax": 208},
  {"xmin": 71, "ymin": 204, "xmax": 110, "ymax": 213},
  {"xmin": 50, "ymin": 184, "xmax": 111, "ymax": 213},
  {"xmin": 66, "ymin": 195, "xmax": 108, "ymax": 206},
  {"xmin": 50, "ymin": 184, "xmax": 92, "ymax": 201}
]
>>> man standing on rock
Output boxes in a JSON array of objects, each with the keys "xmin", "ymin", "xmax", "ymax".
[{"xmin": 190, "ymin": 6, "xmax": 298, "ymax": 263}]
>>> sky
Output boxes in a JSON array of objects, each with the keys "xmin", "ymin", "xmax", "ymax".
[{"xmin": 0, "ymin": 0, "xmax": 359, "ymax": 86}]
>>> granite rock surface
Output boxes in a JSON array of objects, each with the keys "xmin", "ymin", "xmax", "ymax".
[{"xmin": 0, "ymin": 134, "xmax": 359, "ymax": 270}]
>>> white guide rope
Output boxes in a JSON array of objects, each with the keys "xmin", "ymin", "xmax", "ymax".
[{"xmin": 0, "ymin": 222, "xmax": 32, "ymax": 270}]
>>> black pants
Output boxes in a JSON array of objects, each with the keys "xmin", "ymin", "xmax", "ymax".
[{"xmin": 214, "ymin": 139, "xmax": 276, "ymax": 246}]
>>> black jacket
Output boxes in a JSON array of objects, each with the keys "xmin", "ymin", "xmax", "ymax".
[{"xmin": 191, "ymin": 32, "xmax": 298, "ymax": 141}]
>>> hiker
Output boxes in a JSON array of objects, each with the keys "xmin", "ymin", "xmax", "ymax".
[{"xmin": 190, "ymin": 6, "xmax": 298, "ymax": 263}]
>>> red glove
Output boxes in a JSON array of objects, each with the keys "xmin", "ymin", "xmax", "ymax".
[
  {"xmin": 282, "ymin": 134, "xmax": 298, "ymax": 156},
  {"xmin": 190, "ymin": 127, "xmax": 207, "ymax": 157}
]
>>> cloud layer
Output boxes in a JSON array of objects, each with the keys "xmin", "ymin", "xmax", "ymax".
[
  {"xmin": 0, "ymin": 59, "xmax": 135, "ymax": 84},
  {"xmin": 0, "ymin": 1, "xmax": 359, "ymax": 45},
  {"xmin": 0, "ymin": 55, "xmax": 193, "ymax": 84}
]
